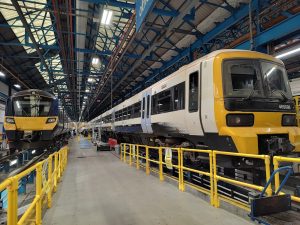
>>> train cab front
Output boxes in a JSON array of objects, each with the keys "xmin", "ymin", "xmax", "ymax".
[
  {"xmin": 214, "ymin": 51, "xmax": 300, "ymax": 156},
  {"xmin": 4, "ymin": 90, "xmax": 59, "ymax": 147}
]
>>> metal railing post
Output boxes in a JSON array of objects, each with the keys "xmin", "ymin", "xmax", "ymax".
[
  {"xmin": 54, "ymin": 152, "xmax": 58, "ymax": 192},
  {"xmin": 120, "ymin": 144, "xmax": 123, "ymax": 161},
  {"xmin": 264, "ymin": 155, "xmax": 272, "ymax": 196},
  {"xmin": 58, "ymin": 151, "xmax": 62, "ymax": 182},
  {"xmin": 123, "ymin": 144, "xmax": 126, "ymax": 162},
  {"xmin": 159, "ymin": 147, "xmax": 164, "ymax": 181},
  {"xmin": 129, "ymin": 144, "xmax": 132, "ymax": 166},
  {"xmin": 7, "ymin": 177, "xmax": 18, "ymax": 225},
  {"xmin": 48, "ymin": 155, "xmax": 53, "ymax": 208},
  {"xmin": 209, "ymin": 152, "xmax": 214, "ymax": 206},
  {"xmin": 136, "ymin": 145, "xmax": 140, "ymax": 170},
  {"xmin": 146, "ymin": 146, "xmax": 150, "ymax": 175},
  {"xmin": 36, "ymin": 163, "xmax": 42, "ymax": 225},
  {"xmin": 213, "ymin": 152, "xmax": 219, "ymax": 208},
  {"xmin": 273, "ymin": 157, "xmax": 280, "ymax": 193},
  {"xmin": 179, "ymin": 148, "xmax": 184, "ymax": 191}
]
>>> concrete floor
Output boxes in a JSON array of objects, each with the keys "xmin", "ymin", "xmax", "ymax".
[{"xmin": 43, "ymin": 138, "xmax": 254, "ymax": 225}]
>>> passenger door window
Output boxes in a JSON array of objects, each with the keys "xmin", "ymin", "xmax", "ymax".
[{"xmin": 189, "ymin": 72, "xmax": 199, "ymax": 112}]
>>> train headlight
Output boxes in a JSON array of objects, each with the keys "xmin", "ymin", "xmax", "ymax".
[
  {"xmin": 282, "ymin": 114, "xmax": 297, "ymax": 126},
  {"xmin": 5, "ymin": 117, "xmax": 15, "ymax": 124},
  {"xmin": 226, "ymin": 114, "xmax": 254, "ymax": 127},
  {"xmin": 46, "ymin": 118, "xmax": 56, "ymax": 123}
]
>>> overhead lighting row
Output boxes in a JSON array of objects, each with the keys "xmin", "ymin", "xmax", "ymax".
[
  {"xmin": 101, "ymin": 9, "xmax": 113, "ymax": 25},
  {"xmin": 275, "ymin": 46, "xmax": 300, "ymax": 59},
  {"xmin": 0, "ymin": 70, "xmax": 21, "ymax": 89}
]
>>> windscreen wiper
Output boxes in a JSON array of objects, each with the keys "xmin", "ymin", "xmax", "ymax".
[
  {"xmin": 271, "ymin": 89, "xmax": 288, "ymax": 102},
  {"xmin": 243, "ymin": 80, "xmax": 259, "ymax": 101}
]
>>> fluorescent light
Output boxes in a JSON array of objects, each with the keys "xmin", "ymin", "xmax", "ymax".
[
  {"xmin": 88, "ymin": 78, "xmax": 96, "ymax": 83},
  {"xmin": 31, "ymin": 150, "xmax": 36, "ymax": 154},
  {"xmin": 0, "ymin": 71, "xmax": 5, "ymax": 77},
  {"xmin": 9, "ymin": 159, "xmax": 18, "ymax": 166},
  {"xmin": 275, "ymin": 47, "xmax": 300, "ymax": 59},
  {"xmin": 85, "ymin": 89, "xmax": 90, "ymax": 93},
  {"xmin": 101, "ymin": 9, "xmax": 113, "ymax": 25},
  {"xmin": 92, "ymin": 57, "xmax": 99, "ymax": 65},
  {"xmin": 84, "ymin": 96, "xmax": 88, "ymax": 99},
  {"xmin": 92, "ymin": 57, "xmax": 99, "ymax": 66},
  {"xmin": 14, "ymin": 84, "xmax": 21, "ymax": 89},
  {"xmin": 16, "ymin": 101, "xmax": 21, "ymax": 109}
]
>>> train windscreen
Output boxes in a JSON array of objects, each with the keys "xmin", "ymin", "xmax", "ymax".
[
  {"xmin": 12, "ymin": 95, "xmax": 52, "ymax": 117},
  {"xmin": 223, "ymin": 59, "xmax": 292, "ymax": 101}
]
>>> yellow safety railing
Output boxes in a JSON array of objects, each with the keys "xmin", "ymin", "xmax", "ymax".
[
  {"xmin": 273, "ymin": 156, "xmax": 300, "ymax": 203},
  {"xmin": 121, "ymin": 144, "xmax": 182, "ymax": 188},
  {"xmin": 121, "ymin": 143, "xmax": 300, "ymax": 211},
  {"xmin": 0, "ymin": 146, "xmax": 68, "ymax": 225},
  {"xmin": 294, "ymin": 96, "xmax": 300, "ymax": 125},
  {"xmin": 181, "ymin": 148, "xmax": 214, "ymax": 205},
  {"xmin": 213, "ymin": 151, "xmax": 271, "ymax": 210}
]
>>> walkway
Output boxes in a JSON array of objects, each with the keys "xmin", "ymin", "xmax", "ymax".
[{"xmin": 43, "ymin": 138, "xmax": 253, "ymax": 225}]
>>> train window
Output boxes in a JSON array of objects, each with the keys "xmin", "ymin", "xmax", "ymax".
[
  {"xmin": 189, "ymin": 72, "xmax": 199, "ymax": 112},
  {"xmin": 142, "ymin": 98, "xmax": 145, "ymax": 118},
  {"xmin": 223, "ymin": 60, "xmax": 263, "ymax": 98},
  {"xmin": 128, "ymin": 106, "xmax": 132, "ymax": 118},
  {"xmin": 13, "ymin": 95, "xmax": 53, "ymax": 117},
  {"xmin": 261, "ymin": 61, "xmax": 292, "ymax": 100},
  {"xmin": 115, "ymin": 110, "xmax": 120, "ymax": 121},
  {"xmin": 123, "ymin": 108, "xmax": 127, "ymax": 120},
  {"xmin": 147, "ymin": 95, "xmax": 150, "ymax": 118},
  {"xmin": 157, "ymin": 90, "xmax": 171, "ymax": 113},
  {"xmin": 174, "ymin": 82, "xmax": 185, "ymax": 110},
  {"xmin": 133, "ymin": 102, "xmax": 141, "ymax": 118},
  {"xmin": 152, "ymin": 95, "xmax": 157, "ymax": 115}
]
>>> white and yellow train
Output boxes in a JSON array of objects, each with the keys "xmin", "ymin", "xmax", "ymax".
[
  {"xmin": 90, "ymin": 49, "xmax": 300, "ymax": 157},
  {"xmin": 4, "ymin": 89, "xmax": 72, "ymax": 152}
]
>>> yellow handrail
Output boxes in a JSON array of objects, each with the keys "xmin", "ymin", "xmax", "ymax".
[
  {"xmin": 273, "ymin": 156, "xmax": 300, "ymax": 203},
  {"xmin": 213, "ymin": 151, "xmax": 271, "ymax": 208},
  {"xmin": 120, "ymin": 143, "xmax": 298, "ymax": 211},
  {"xmin": 0, "ymin": 146, "xmax": 69, "ymax": 225},
  {"xmin": 181, "ymin": 148, "xmax": 214, "ymax": 205}
]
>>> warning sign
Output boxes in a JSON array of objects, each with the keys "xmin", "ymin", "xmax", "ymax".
[{"xmin": 164, "ymin": 148, "xmax": 173, "ymax": 170}]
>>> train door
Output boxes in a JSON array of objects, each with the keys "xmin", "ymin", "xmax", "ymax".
[
  {"xmin": 141, "ymin": 90, "xmax": 153, "ymax": 133},
  {"xmin": 186, "ymin": 65, "xmax": 204, "ymax": 136},
  {"xmin": 141, "ymin": 94, "xmax": 147, "ymax": 133},
  {"xmin": 145, "ymin": 90, "xmax": 153, "ymax": 133},
  {"xmin": 200, "ymin": 60, "xmax": 218, "ymax": 133}
]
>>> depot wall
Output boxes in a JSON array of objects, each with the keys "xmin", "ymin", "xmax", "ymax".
[{"xmin": 290, "ymin": 78, "xmax": 300, "ymax": 96}]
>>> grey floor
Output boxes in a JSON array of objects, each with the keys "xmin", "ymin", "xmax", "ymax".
[{"xmin": 43, "ymin": 138, "xmax": 254, "ymax": 225}]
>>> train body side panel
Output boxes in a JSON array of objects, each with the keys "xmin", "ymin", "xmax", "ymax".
[
  {"xmin": 4, "ymin": 117, "xmax": 58, "ymax": 130},
  {"xmin": 201, "ymin": 58, "xmax": 218, "ymax": 133}
]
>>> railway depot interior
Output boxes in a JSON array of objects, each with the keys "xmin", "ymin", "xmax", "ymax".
[{"xmin": 0, "ymin": 0, "xmax": 300, "ymax": 225}]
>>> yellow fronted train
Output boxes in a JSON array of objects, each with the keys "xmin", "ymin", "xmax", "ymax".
[
  {"xmin": 91, "ymin": 50, "xmax": 300, "ymax": 167},
  {"xmin": 4, "ymin": 89, "xmax": 71, "ymax": 152}
]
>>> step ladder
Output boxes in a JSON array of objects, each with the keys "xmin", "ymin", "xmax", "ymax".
[{"xmin": 249, "ymin": 166, "xmax": 294, "ymax": 225}]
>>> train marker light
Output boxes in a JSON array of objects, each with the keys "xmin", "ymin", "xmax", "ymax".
[
  {"xmin": 46, "ymin": 118, "xmax": 56, "ymax": 123},
  {"xmin": 5, "ymin": 117, "xmax": 15, "ymax": 124}
]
